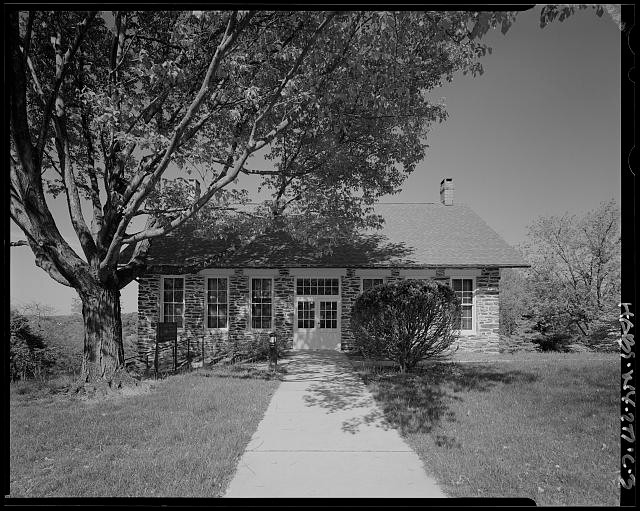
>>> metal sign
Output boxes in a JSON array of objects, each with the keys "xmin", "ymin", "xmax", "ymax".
[
  {"xmin": 155, "ymin": 322, "xmax": 178, "ymax": 375},
  {"xmin": 157, "ymin": 322, "xmax": 177, "ymax": 343}
]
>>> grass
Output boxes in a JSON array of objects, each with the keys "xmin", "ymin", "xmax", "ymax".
[
  {"xmin": 9, "ymin": 366, "xmax": 279, "ymax": 497},
  {"xmin": 355, "ymin": 352, "xmax": 619, "ymax": 506}
]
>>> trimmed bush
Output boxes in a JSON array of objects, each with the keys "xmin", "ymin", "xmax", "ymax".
[{"xmin": 350, "ymin": 280, "xmax": 461, "ymax": 372}]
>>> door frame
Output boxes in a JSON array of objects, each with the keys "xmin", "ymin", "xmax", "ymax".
[{"xmin": 292, "ymin": 275, "xmax": 342, "ymax": 350}]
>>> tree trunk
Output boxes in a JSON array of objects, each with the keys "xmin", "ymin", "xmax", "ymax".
[{"xmin": 80, "ymin": 285, "xmax": 126, "ymax": 385}]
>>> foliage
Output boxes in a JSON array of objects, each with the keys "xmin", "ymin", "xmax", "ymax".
[
  {"xmin": 530, "ymin": 331, "xmax": 574, "ymax": 353},
  {"xmin": 10, "ymin": 310, "xmax": 57, "ymax": 381},
  {"xmin": 521, "ymin": 200, "xmax": 620, "ymax": 344},
  {"xmin": 498, "ymin": 268, "xmax": 529, "ymax": 337},
  {"xmin": 350, "ymin": 280, "xmax": 461, "ymax": 371},
  {"xmin": 213, "ymin": 333, "xmax": 286, "ymax": 365},
  {"xmin": 8, "ymin": 9, "xmax": 521, "ymax": 381},
  {"xmin": 539, "ymin": 4, "xmax": 623, "ymax": 30}
]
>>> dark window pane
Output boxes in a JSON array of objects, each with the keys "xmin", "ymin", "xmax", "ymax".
[
  {"xmin": 452, "ymin": 279, "xmax": 462, "ymax": 291},
  {"xmin": 173, "ymin": 278, "xmax": 183, "ymax": 290}
]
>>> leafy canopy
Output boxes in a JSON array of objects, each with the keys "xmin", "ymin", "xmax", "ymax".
[{"xmin": 10, "ymin": 10, "xmax": 517, "ymax": 291}]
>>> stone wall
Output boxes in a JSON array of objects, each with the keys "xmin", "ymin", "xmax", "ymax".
[
  {"xmin": 339, "ymin": 269, "xmax": 361, "ymax": 351},
  {"xmin": 452, "ymin": 267, "xmax": 501, "ymax": 353},
  {"xmin": 137, "ymin": 266, "xmax": 503, "ymax": 363},
  {"xmin": 274, "ymin": 268, "xmax": 295, "ymax": 349},
  {"xmin": 137, "ymin": 268, "xmax": 296, "ymax": 368}
]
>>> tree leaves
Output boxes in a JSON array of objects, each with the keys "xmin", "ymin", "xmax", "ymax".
[{"xmin": 12, "ymin": 9, "xmax": 524, "ymax": 286}]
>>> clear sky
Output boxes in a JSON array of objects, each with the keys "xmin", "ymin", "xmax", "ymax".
[{"xmin": 9, "ymin": 7, "xmax": 622, "ymax": 314}]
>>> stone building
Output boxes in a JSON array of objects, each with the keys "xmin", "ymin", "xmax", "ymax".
[{"xmin": 130, "ymin": 178, "xmax": 528, "ymax": 368}]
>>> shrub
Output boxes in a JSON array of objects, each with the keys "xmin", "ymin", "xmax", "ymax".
[
  {"xmin": 532, "ymin": 331, "xmax": 574, "ymax": 352},
  {"xmin": 10, "ymin": 310, "xmax": 56, "ymax": 381},
  {"xmin": 350, "ymin": 280, "xmax": 461, "ymax": 372},
  {"xmin": 214, "ymin": 332, "xmax": 287, "ymax": 365}
]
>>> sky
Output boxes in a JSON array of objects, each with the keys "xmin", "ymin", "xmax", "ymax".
[{"xmin": 9, "ymin": 7, "xmax": 622, "ymax": 314}]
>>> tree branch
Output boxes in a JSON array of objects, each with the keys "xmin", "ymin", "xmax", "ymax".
[
  {"xmin": 50, "ymin": 26, "xmax": 97, "ymax": 262},
  {"xmin": 101, "ymin": 11, "xmax": 255, "ymax": 270},
  {"xmin": 35, "ymin": 11, "xmax": 97, "ymax": 167},
  {"xmin": 249, "ymin": 13, "xmax": 335, "ymax": 145}
]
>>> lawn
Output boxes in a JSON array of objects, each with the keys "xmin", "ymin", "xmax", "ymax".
[
  {"xmin": 9, "ymin": 366, "xmax": 279, "ymax": 497},
  {"xmin": 355, "ymin": 353, "xmax": 619, "ymax": 506}
]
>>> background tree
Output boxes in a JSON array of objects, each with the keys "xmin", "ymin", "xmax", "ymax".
[
  {"xmin": 521, "ymin": 199, "xmax": 621, "ymax": 344},
  {"xmin": 10, "ymin": 9, "xmax": 522, "ymax": 386},
  {"xmin": 10, "ymin": 309, "xmax": 57, "ymax": 381},
  {"xmin": 498, "ymin": 268, "xmax": 529, "ymax": 338}
]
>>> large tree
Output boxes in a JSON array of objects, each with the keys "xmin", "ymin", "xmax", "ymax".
[{"xmin": 9, "ymin": 9, "xmax": 524, "ymax": 386}]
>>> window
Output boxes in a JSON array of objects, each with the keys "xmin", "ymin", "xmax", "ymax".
[
  {"xmin": 319, "ymin": 301, "xmax": 338, "ymax": 329},
  {"xmin": 362, "ymin": 278, "xmax": 384, "ymax": 291},
  {"xmin": 162, "ymin": 277, "xmax": 184, "ymax": 327},
  {"xmin": 251, "ymin": 278, "xmax": 273, "ymax": 329},
  {"xmin": 296, "ymin": 278, "xmax": 339, "ymax": 295},
  {"xmin": 451, "ymin": 278, "xmax": 474, "ymax": 331},
  {"xmin": 297, "ymin": 301, "xmax": 315, "ymax": 328},
  {"xmin": 206, "ymin": 278, "xmax": 228, "ymax": 328}
]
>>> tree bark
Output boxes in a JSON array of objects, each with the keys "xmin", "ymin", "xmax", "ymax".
[{"xmin": 79, "ymin": 285, "xmax": 127, "ymax": 385}]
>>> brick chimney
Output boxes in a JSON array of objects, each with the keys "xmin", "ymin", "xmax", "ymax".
[{"xmin": 439, "ymin": 178, "xmax": 454, "ymax": 206}]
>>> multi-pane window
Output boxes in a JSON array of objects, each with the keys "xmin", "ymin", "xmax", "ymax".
[
  {"xmin": 319, "ymin": 301, "xmax": 338, "ymax": 329},
  {"xmin": 251, "ymin": 278, "xmax": 273, "ymax": 329},
  {"xmin": 296, "ymin": 278, "xmax": 339, "ymax": 295},
  {"xmin": 362, "ymin": 278, "xmax": 384, "ymax": 291},
  {"xmin": 452, "ymin": 278, "xmax": 474, "ymax": 331},
  {"xmin": 206, "ymin": 278, "xmax": 228, "ymax": 328},
  {"xmin": 162, "ymin": 277, "xmax": 184, "ymax": 327},
  {"xmin": 297, "ymin": 301, "xmax": 315, "ymax": 328}
]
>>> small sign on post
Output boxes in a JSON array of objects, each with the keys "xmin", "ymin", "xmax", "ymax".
[{"xmin": 155, "ymin": 322, "xmax": 178, "ymax": 377}]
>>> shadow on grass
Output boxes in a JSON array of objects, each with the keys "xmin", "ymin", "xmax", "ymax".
[
  {"xmin": 363, "ymin": 364, "xmax": 537, "ymax": 439},
  {"xmin": 302, "ymin": 359, "xmax": 537, "ymax": 442}
]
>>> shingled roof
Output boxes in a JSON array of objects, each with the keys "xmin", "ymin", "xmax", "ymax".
[{"xmin": 120, "ymin": 202, "xmax": 528, "ymax": 271}]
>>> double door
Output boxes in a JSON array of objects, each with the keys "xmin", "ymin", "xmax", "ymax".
[{"xmin": 293, "ymin": 278, "xmax": 340, "ymax": 350}]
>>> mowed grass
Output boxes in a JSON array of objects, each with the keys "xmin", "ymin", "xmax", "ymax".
[
  {"xmin": 357, "ymin": 353, "xmax": 619, "ymax": 506},
  {"xmin": 9, "ymin": 367, "xmax": 279, "ymax": 497}
]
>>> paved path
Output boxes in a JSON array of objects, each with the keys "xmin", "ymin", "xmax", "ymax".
[{"xmin": 224, "ymin": 350, "xmax": 447, "ymax": 498}]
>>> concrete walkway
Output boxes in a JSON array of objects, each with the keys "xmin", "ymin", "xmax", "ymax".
[{"xmin": 224, "ymin": 350, "xmax": 447, "ymax": 498}]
